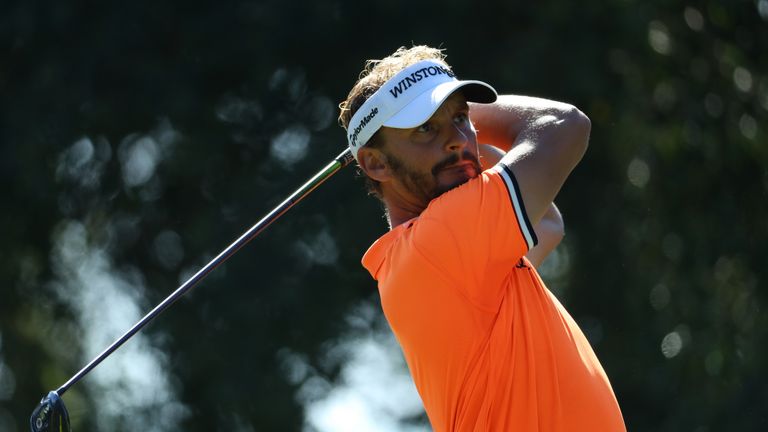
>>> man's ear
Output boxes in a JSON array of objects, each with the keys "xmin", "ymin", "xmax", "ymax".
[{"xmin": 357, "ymin": 148, "xmax": 393, "ymax": 183}]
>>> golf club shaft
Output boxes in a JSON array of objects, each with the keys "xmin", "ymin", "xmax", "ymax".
[{"xmin": 56, "ymin": 148, "xmax": 354, "ymax": 396}]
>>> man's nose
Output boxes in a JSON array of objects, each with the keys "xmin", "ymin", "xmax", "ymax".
[{"xmin": 445, "ymin": 123, "xmax": 469, "ymax": 152}]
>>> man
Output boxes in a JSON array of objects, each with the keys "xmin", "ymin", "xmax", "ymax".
[{"xmin": 339, "ymin": 46, "xmax": 625, "ymax": 431}]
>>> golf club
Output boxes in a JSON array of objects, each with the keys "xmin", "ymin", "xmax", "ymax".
[{"xmin": 30, "ymin": 148, "xmax": 355, "ymax": 432}]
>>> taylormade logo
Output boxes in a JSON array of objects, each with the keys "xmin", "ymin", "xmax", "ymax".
[
  {"xmin": 388, "ymin": 65, "xmax": 455, "ymax": 98},
  {"xmin": 349, "ymin": 106, "xmax": 379, "ymax": 146}
]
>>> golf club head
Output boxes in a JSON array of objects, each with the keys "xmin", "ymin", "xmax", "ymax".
[{"xmin": 30, "ymin": 391, "xmax": 71, "ymax": 432}]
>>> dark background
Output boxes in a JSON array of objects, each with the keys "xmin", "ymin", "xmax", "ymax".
[{"xmin": 2, "ymin": 0, "xmax": 767, "ymax": 430}]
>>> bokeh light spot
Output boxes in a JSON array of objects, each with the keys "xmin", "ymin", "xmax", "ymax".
[
  {"xmin": 661, "ymin": 331, "xmax": 683, "ymax": 358},
  {"xmin": 733, "ymin": 67, "xmax": 753, "ymax": 92},
  {"xmin": 739, "ymin": 114, "xmax": 757, "ymax": 139},
  {"xmin": 627, "ymin": 158, "xmax": 650, "ymax": 188},
  {"xmin": 758, "ymin": 0, "xmax": 768, "ymax": 20},
  {"xmin": 270, "ymin": 125, "xmax": 310, "ymax": 168},
  {"xmin": 683, "ymin": 7, "xmax": 705, "ymax": 31},
  {"xmin": 650, "ymin": 284, "xmax": 671, "ymax": 311},
  {"xmin": 648, "ymin": 21, "xmax": 672, "ymax": 55},
  {"xmin": 119, "ymin": 135, "xmax": 160, "ymax": 187}
]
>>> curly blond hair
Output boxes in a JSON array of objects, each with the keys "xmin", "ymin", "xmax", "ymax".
[
  {"xmin": 339, "ymin": 45, "xmax": 450, "ymax": 199},
  {"xmin": 339, "ymin": 45, "xmax": 449, "ymax": 130}
]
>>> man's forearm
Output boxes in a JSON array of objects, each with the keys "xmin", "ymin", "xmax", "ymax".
[
  {"xmin": 526, "ymin": 203, "xmax": 565, "ymax": 267},
  {"xmin": 470, "ymin": 95, "xmax": 586, "ymax": 152}
]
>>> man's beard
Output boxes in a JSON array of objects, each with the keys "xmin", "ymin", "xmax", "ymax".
[{"xmin": 383, "ymin": 150, "xmax": 482, "ymax": 203}]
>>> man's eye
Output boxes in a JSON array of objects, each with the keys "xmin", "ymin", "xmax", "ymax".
[
  {"xmin": 416, "ymin": 123, "xmax": 432, "ymax": 133},
  {"xmin": 454, "ymin": 113, "xmax": 469, "ymax": 125}
]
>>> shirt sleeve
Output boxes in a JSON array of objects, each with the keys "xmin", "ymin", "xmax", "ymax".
[{"xmin": 410, "ymin": 165, "xmax": 538, "ymax": 310}]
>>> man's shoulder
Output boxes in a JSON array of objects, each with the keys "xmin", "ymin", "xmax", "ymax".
[
  {"xmin": 421, "ymin": 168, "xmax": 504, "ymax": 218},
  {"xmin": 361, "ymin": 221, "xmax": 413, "ymax": 280}
]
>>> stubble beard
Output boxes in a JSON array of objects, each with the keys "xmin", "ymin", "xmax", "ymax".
[{"xmin": 384, "ymin": 150, "xmax": 482, "ymax": 203}]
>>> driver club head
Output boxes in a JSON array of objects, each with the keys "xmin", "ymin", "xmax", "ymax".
[{"xmin": 30, "ymin": 391, "xmax": 71, "ymax": 432}]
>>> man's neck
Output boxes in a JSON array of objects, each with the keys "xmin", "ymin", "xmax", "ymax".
[
  {"xmin": 380, "ymin": 184, "xmax": 431, "ymax": 229},
  {"xmin": 384, "ymin": 201, "xmax": 423, "ymax": 229}
]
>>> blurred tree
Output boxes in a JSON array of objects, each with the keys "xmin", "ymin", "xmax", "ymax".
[{"xmin": 1, "ymin": 0, "xmax": 766, "ymax": 430}]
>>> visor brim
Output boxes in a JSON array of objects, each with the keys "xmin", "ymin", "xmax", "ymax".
[{"xmin": 383, "ymin": 80, "xmax": 497, "ymax": 129}]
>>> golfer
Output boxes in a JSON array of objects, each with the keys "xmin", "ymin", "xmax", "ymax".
[{"xmin": 339, "ymin": 46, "xmax": 625, "ymax": 431}]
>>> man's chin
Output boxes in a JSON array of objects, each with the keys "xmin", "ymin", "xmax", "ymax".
[{"xmin": 434, "ymin": 171, "xmax": 476, "ymax": 197}]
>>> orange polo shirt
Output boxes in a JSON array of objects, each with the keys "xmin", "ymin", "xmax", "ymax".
[{"xmin": 362, "ymin": 165, "xmax": 625, "ymax": 432}]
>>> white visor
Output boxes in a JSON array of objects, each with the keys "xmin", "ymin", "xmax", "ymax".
[{"xmin": 346, "ymin": 59, "xmax": 497, "ymax": 160}]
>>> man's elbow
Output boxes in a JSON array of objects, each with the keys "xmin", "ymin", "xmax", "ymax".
[
  {"xmin": 553, "ymin": 217, "xmax": 566, "ymax": 240},
  {"xmin": 541, "ymin": 210, "xmax": 565, "ymax": 241},
  {"xmin": 564, "ymin": 104, "xmax": 591, "ymax": 139},
  {"xmin": 561, "ymin": 105, "xmax": 591, "ymax": 162}
]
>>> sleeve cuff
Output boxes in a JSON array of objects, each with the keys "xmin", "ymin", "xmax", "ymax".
[{"xmin": 492, "ymin": 164, "xmax": 539, "ymax": 250}]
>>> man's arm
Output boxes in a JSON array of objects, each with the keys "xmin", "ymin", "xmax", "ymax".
[
  {"xmin": 479, "ymin": 144, "xmax": 564, "ymax": 267},
  {"xmin": 470, "ymin": 95, "xmax": 590, "ymax": 226},
  {"xmin": 525, "ymin": 203, "xmax": 564, "ymax": 267}
]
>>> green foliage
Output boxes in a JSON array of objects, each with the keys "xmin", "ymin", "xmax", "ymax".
[{"xmin": 1, "ymin": 0, "xmax": 766, "ymax": 430}]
